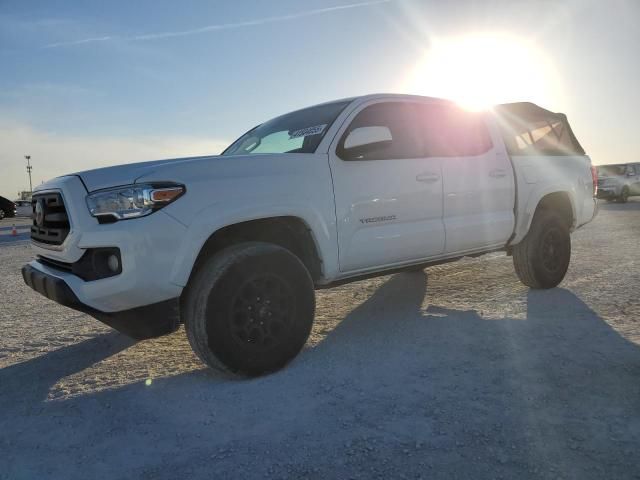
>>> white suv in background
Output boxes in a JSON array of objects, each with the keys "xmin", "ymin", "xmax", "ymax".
[
  {"xmin": 597, "ymin": 163, "xmax": 640, "ymax": 203},
  {"xmin": 14, "ymin": 200, "xmax": 33, "ymax": 217}
]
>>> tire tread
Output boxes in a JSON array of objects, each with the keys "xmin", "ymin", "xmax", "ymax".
[
  {"xmin": 183, "ymin": 242, "xmax": 314, "ymax": 376},
  {"xmin": 513, "ymin": 209, "xmax": 570, "ymax": 289}
]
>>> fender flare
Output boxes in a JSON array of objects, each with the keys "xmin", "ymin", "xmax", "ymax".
[
  {"xmin": 168, "ymin": 202, "xmax": 336, "ymax": 287},
  {"xmin": 511, "ymin": 186, "xmax": 577, "ymax": 245}
]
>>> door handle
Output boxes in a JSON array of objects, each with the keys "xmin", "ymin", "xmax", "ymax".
[
  {"xmin": 416, "ymin": 173, "xmax": 440, "ymax": 183},
  {"xmin": 489, "ymin": 169, "xmax": 507, "ymax": 178}
]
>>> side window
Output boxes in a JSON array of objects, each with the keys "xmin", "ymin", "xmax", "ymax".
[
  {"xmin": 511, "ymin": 120, "xmax": 575, "ymax": 155},
  {"xmin": 416, "ymin": 104, "xmax": 493, "ymax": 157},
  {"xmin": 338, "ymin": 102, "xmax": 423, "ymax": 160},
  {"xmin": 495, "ymin": 105, "xmax": 585, "ymax": 156}
]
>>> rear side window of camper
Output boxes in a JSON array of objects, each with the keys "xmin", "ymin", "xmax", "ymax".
[{"xmin": 495, "ymin": 103, "xmax": 585, "ymax": 156}]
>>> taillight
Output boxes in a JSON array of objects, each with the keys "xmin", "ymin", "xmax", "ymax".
[{"xmin": 591, "ymin": 165, "xmax": 598, "ymax": 196}]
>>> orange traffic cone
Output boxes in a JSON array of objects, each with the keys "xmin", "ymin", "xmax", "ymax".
[{"xmin": 11, "ymin": 225, "xmax": 17, "ymax": 236}]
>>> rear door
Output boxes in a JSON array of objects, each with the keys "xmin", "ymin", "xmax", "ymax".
[
  {"xmin": 417, "ymin": 105, "xmax": 515, "ymax": 253},
  {"xmin": 328, "ymin": 100, "xmax": 445, "ymax": 272}
]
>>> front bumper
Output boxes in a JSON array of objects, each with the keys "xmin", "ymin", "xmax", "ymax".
[
  {"xmin": 29, "ymin": 175, "xmax": 186, "ymax": 312},
  {"xmin": 596, "ymin": 187, "xmax": 618, "ymax": 199},
  {"xmin": 22, "ymin": 264, "xmax": 180, "ymax": 339}
]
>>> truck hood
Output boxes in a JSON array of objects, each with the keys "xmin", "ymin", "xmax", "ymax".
[
  {"xmin": 37, "ymin": 153, "xmax": 301, "ymax": 194},
  {"xmin": 72, "ymin": 155, "xmax": 219, "ymax": 192}
]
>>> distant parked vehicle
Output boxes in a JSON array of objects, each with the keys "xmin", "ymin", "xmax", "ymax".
[
  {"xmin": 597, "ymin": 163, "xmax": 640, "ymax": 203},
  {"xmin": 0, "ymin": 196, "xmax": 17, "ymax": 220},
  {"xmin": 14, "ymin": 200, "xmax": 33, "ymax": 217}
]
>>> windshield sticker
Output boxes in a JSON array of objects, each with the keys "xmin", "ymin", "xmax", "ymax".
[{"xmin": 289, "ymin": 124, "xmax": 327, "ymax": 139}]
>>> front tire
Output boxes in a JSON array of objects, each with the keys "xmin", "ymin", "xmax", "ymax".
[
  {"xmin": 513, "ymin": 209, "xmax": 571, "ymax": 289},
  {"xmin": 183, "ymin": 242, "xmax": 315, "ymax": 377},
  {"xmin": 0, "ymin": 209, "xmax": 5, "ymax": 220},
  {"xmin": 618, "ymin": 187, "xmax": 629, "ymax": 203}
]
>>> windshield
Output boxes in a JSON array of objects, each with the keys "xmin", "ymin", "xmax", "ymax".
[
  {"xmin": 598, "ymin": 165, "xmax": 626, "ymax": 176},
  {"xmin": 222, "ymin": 101, "xmax": 351, "ymax": 156}
]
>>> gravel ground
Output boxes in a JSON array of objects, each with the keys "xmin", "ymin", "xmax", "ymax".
[{"xmin": 1, "ymin": 200, "xmax": 639, "ymax": 480}]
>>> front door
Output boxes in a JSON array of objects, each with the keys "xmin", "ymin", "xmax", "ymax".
[{"xmin": 328, "ymin": 100, "xmax": 445, "ymax": 272}]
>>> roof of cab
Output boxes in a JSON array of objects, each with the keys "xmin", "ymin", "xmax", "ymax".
[
  {"xmin": 300, "ymin": 93, "xmax": 457, "ymax": 109},
  {"xmin": 335, "ymin": 93, "xmax": 457, "ymax": 106}
]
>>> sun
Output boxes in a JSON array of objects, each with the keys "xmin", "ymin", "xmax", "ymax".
[{"xmin": 401, "ymin": 33, "xmax": 560, "ymax": 110}]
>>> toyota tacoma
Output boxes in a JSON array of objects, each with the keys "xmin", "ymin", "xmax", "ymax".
[{"xmin": 22, "ymin": 94, "xmax": 598, "ymax": 376}]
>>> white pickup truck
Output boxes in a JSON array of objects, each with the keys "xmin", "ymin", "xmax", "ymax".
[{"xmin": 22, "ymin": 94, "xmax": 597, "ymax": 376}]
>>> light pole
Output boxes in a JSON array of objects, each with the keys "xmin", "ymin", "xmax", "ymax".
[{"xmin": 25, "ymin": 155, "xmax": 33, "ymax": 195}]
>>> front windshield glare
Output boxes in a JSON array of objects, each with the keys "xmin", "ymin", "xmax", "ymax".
[
  {"xmin": 222, "ymin": 101, "xmax": 350, "ymax": 156},
  {"xmin": 598, "ymin": 166, "xmax": 626, "ymax": 176}
]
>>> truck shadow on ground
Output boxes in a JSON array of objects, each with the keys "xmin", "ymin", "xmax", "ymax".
[
  {"xmin": 0, "ymin": 332, "xmax": 135, "ymax": 405},
  {"xmin": 1, "ymin": 273, "xmax": 639, "ymax": 479}
]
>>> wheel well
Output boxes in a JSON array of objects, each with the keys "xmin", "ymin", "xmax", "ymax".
[
  {"xmin": 190, "ymin": 217, "xmax": 323, "ymax": 284},
  {"xmin": 535, "ymin": 192, "xmax": 574, "ymax": 228}
]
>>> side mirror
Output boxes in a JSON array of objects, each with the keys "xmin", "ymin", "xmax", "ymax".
[{"xmin": 340, "ymin": 126, "xmax": 392, "ymax": 160}]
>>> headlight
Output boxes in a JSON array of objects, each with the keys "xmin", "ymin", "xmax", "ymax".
[{"xmin": 86, "ymin": 183, "xmax": 185, "ymax": 221}]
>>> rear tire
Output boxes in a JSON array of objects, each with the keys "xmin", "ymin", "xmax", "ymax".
[
  {"xmin": 513, "ymin": 209, "xmax": 571, "ymax": 289},
  {"xmin": 0, "ymin": 209, "xmax": 5, "ymax": 220},
  {"xmin": 183, "ymin": 242, "xmax": 315, "ymax": 377}
]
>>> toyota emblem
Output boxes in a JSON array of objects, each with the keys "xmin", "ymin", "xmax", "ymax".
[{"xmin": 35, "ymin": 200, "xmax": 44, "ymax": 227}]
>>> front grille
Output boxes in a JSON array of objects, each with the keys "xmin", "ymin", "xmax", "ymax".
[
  {"xmin": 597, "ymin": 179, "xmax": 614, "ymax": 188},
  {"xmin": 31, "ymin": 192, "xmax": 70, "ymax": 246}
]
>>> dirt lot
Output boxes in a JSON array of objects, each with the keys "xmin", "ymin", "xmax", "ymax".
[{"xmin": 1, "ymin": 201, "xmax": 639, "ymax": 480}]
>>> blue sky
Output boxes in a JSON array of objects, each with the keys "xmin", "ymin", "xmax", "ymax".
[{"xmin": 1, "ymin": 0, "xmax": 639, "ymax": 196}]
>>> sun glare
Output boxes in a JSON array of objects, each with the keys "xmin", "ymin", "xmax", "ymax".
[{"xmin": 401, "ymin": 34, "xmax": 559, "ymax": 110}]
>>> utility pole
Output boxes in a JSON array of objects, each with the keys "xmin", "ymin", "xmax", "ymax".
[{"xmin": 25, "ymin": 155, "xmax": 33, "ymax": 194}]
